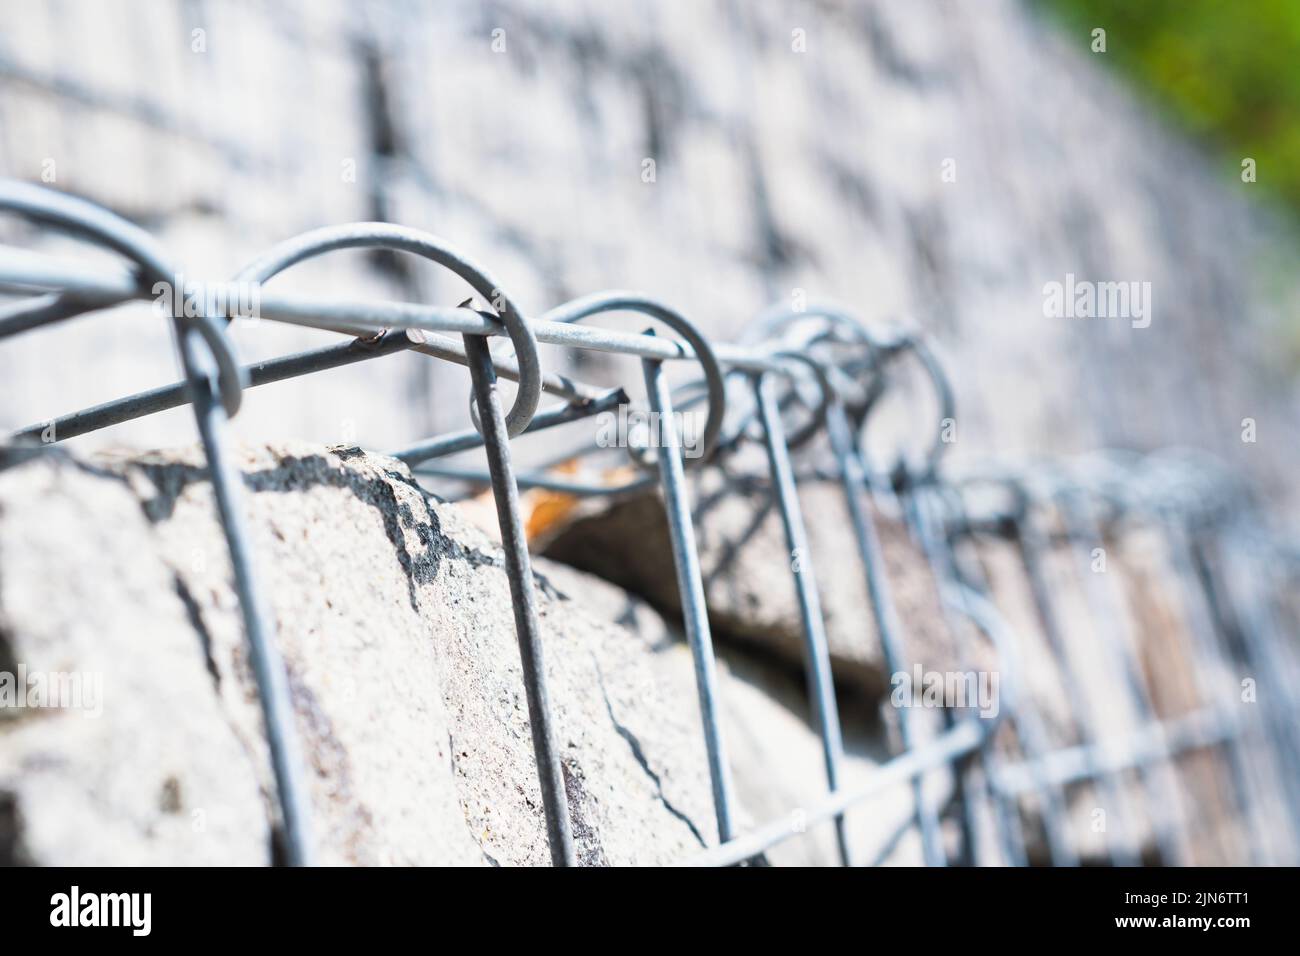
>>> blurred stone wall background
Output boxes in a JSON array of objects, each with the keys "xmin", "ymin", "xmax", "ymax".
[{"xmin": 2, "ymin": 0, "xmax": 1298, "ymax": 510}]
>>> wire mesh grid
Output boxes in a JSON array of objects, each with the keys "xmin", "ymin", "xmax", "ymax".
[{"xmin": 2, "ymin": 179, "xmax": 1297, "ymax": 867}]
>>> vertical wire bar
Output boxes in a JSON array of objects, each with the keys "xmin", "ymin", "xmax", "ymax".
[
  {"xmin": 464, "ymin": 333, "xmax": 576, "ymax": 867},
  {"xmin": 1159, "ymin": 519, "xmax": 1272, "ymax": 864},
  {"xmin": 1014, "ymin": 510, "xmax": 1140, "ymax": 867},
  {"xmin": 996, "ymin": 792, "xmax": 1030, "ymax": 867},
  {"xmin": 641, "ymin": 356, "xmax": 739, "ymax": 845},
  {"xmin": 174, "ymin": 319, "xmax": 314, "ymax": 866},
  {"xmin": 1225, "ymin": 535, "xmax": 1300, "ymax": 855},
  {"xmin": 920, "ymin": 492, "xmax": 1011, "ymax": 866},
  {"xmin": 1219, "ymin": 531, "xmax": 1300, "ymax": 801},
  {"xmin": 1189, "ymin": 529, "xmax": 1300, "ymax": 844},
  {"xmin": 754, "ymin": 375, "xmax": 851, "ymax": 865},
  {"xmin": 901, "ymin": 483, "xmax": 1027, "ymax": 866},
  {"xmin": 1059, "ymin": 495, "xmax": 1187, "ymax": 865},
  {"xmin": 825, "ymin": 407, "xmax": 946, "ymax": 866},
  {"xmin": 946, "ymin": 747, "xmax": 982, "ymax": 866},
  {"xmin": 916, "ymin": 486, "xmax": 1080, "ymax": 866}
]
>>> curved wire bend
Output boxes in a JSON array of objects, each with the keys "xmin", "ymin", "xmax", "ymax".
[
  {"xmin": 232, "ymin": 222, "xmax": 543, "ymax": 437},
  {"xmin": 0, "ymin": 180, "xmax": 246, "ymax": 418},
  {"xmin": 746, "ymin": 302, "xmax": 956, "ymax": 483},
  {"xmin": 539, "ymin": 291, "xmax": 728, "ymax": 468}
]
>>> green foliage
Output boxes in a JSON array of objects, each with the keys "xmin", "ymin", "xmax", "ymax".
[{"xmin": 1037, "ymin": 0, "xmax": 1300, "ymax": 210}]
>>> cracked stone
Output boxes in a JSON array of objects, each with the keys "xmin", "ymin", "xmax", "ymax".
[
  {"xmin": 0, "ymin": 442, "xmax": 949, "ymax": 865},
  {"xmin": 0, "ymin": 444, "xmax": 724, "ymax": 864}
]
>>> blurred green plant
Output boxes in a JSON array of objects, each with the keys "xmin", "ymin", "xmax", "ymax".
[{"xmin": 1038, "ymin": 0, "xmax": 1300, "ymax": 212}]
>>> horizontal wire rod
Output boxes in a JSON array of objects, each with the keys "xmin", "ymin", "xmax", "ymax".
[
  {"xmin": 681, "ymin": 719, "xmax": 988, "ymax": 867},
  {"xmin": 389, "ymin": 387, "xmax": 627, "ymax": 465},
  {"xmin": 9, "ymin": 326, "xmax": 610, "ymax": 444},
  {"xmin": 989, "ymin": 705, "xmax": 1240, "ymax": 795},
  {"xmin": 0, "ymin": 248, "xmax": 791, "ymax": 374},
  {"xmin": 11, "ymin": 329, "xmax": 422, "ymax": 442},
  {"xmin": 687, "ymin": 700, "xmax": 1241, "ymax": 868}
]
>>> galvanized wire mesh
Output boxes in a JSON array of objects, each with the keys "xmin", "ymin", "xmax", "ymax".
[{"xmin": 3, "ymin": 179, "xmax": 1297, "ymax": 866}]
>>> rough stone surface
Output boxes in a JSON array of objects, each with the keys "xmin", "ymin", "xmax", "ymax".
[
  {"xmin": 0, "ymin": 445, "xmax": 721, "ymax": 863},
  {"xmin": 544, "ymin": 462, "xmax": 956, "ymax": 697},
  {"xmin": 1, "ymin": 441, "xmax": 946, "ymax": 865},
  {"xmin": 112, "ymin": 441, "xmax": 726, "ymax": 865},
  {"xmin": 0, "ymin": 454, "xmax": 269, "ymax": 865},
  {"xmin": 535, "ymin": 559, "xmax": 936, "ymax": 866}
]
